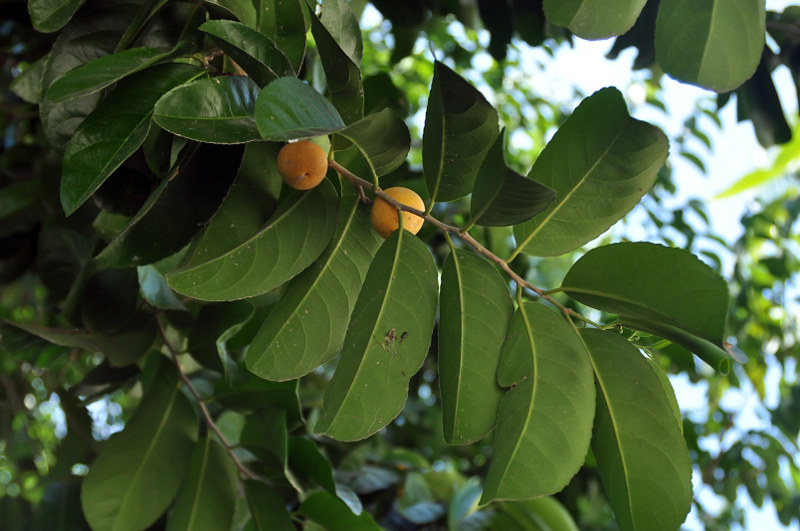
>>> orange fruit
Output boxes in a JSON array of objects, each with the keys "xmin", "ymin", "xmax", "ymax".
[
  {"xmin": 370, "ymin": 187, "xmax": 425, "ymax": 238},
  {"xmin": 276, "ymin": 140, "xmax": 329, "ymax": 190}
]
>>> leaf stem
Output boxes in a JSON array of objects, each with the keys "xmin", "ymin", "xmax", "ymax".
[{"xmin": 155, "ymin": 315, "xmax": 264, "ymax": 482}]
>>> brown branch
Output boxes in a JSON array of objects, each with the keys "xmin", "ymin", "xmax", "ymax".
[{"xmin": 155, "ymin": 316, "xmax": 263, "ymax": 482}]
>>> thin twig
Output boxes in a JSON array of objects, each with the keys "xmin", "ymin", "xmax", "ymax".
[
  {"xmin": 155, "ymin": 316, "xmax": 264, "ymax": 481},
  {"xmin": 329, "ymin": 160, "xmax": 593, "ymax": 322}
]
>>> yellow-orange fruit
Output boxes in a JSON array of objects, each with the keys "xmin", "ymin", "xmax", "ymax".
[
  {"xmin": 370, "ymin": 187, "xmax": 425, "ymax": 239},
  {"xmin": 276, "ymin": 140, "xmax": 329, "ymax": 190}
]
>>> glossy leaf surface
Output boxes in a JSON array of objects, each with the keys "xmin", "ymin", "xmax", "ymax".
[
  {"xmin": 153, "ymin": 76, "xmax": 261, "ymax": 144},
  {"xmin": 581, "ymin": 329, "xmax": 692, "ymax": 531},
  {"xmin": 439, "ymin": 249, "xmax": 512, "ymax": 444},
  {"xmin": 513, "ymin": 88, "xmax": 668, "ymax": 257},
  {"xmin": 258, "ymin": 0, "xmax": 307, "ymax": 71},
  {"xmin": 655, "ymin": 0, "xmax": 764, "ymax": 92},
  {"xmin": 423, "ymin": 61, "xmax": 499, "ymax": 204},
  {"xmin": 482, "ymin": 302, "xmax": 595, "ymax": 503},
  {"xmin": 167, "ymin": 180, "xmax": 338, "ymax": 300},
  {"xmin": 543, "ymin": 0, "xmax": 647, "ymax": 39},
  {"xmin": 247, "ymin": 196, "xmax": 382, "ymax": 380},
  {"xmin": 315, "ymin": 230, "xmax": 439, "ymax": 441},
  {"xmin": 28, "ymin": 0, "xmax": 86, "ymax": 32},
  {"xmin": 255, "ymin": 76, "xmax": 345, "ymax": 140},
  {"xmin": 298, "ymin": 490, "xmax": 382, "ymax": 531},
  {"xmin": 336, "ymin": 109, "xmax": 411, "ymax": 180}
]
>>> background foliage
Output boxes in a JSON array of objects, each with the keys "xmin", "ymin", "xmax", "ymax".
[{"xmin": 1, "ymin": 0, "xmax": 799, "ymax": 530}]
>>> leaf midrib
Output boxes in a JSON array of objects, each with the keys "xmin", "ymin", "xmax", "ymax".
[{"xmin": 185, "ymin": 437, "xmax": 213, "ymax": 531}]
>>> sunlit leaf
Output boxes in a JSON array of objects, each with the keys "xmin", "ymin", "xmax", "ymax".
[
  {"xmin": 335, "ymin": 109, "xmax": 411, "ymax": 180},
  {"xmin": 255, "ymin": 76, "xmax": 345, "ymax": 141},
  {"xmin": 543, "ymin": 0, "xmax": 647, "ymax": 39}
]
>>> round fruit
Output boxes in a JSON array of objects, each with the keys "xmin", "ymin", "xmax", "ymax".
[
  {"xmin": 276, "ymin": 140, "xmax": 329, "ymax": 190},
  {"xmin": 370, "ymin": 187, "xmax": 425, "ymax": 238}
]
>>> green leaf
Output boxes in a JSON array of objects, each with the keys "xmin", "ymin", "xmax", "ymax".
[
  {"xmin": 28, "ymin": 0, "xmax": 86, "ymax": 33},
  {"xmin": 240, "ymin": 408, "xmax": 287, "ymax": 471},
  {"xmin": 166, "ymin": 435, "xmax": 238, "ymax": 531},
  {"xmin": 153, "ymin": 76, "xmax": 261, "ymax": 143},
  {"xmin": 247, "ymin": 195, "xmax": 382, "ymax": 381},
  {"xmin": 288, "ymin": 437, "xmax": 337, "ymax": 493},
  {"xmin": 314, "ymin": 230, "xmax": 439, "ymax": 441},
  {"xmin": 320, "ymin": 0, "xmax": 363, "ymax": 67},
  {"xmin": 470, "ymin": 131, "xmax": 555, "ymax": 227},
  {"xmin": 95, "ymin": 143, "xmax": 244, "ymax": 267},
  {"xmin": 10, "ymin": 54, "xmax": 47, "ymax": 104},
  {"xmin": 512, "ymin": 88, "xmax": 668, "ymax": 257},
  {"xmin": 298, "ymin": 491, "xmax": 382, "ymax": 531},
  {"xmin": 212, "ymin": 375, "xmax": 302, "ymax": 425},
  {"xmin": 200, "ymin": 20, "xmax": 294, "ymax": 87},
  {"xmin": 580, "ymin": 329, "xmax": 692, "ymax": 531},
  {"xmin": 655, "ymin": 0, "xmax": 765, "ymax": 92},
  {"xmin": 60, "ymin": 63, "xmax": 201, "ymax": 216},
  {"xmin": 423, "ymin": 61, "xmax": 499, "ymax": 204},
  {"xmin": 47, "ymin": 43, "xmax": 193, "ymax": 103},
  {"xmin": 258, "ymin": 0, "xmax": 308, "ymax": 71},
  {"xmin": 203, "ymin": 0, "xmax": 256, "ymax": 27},
  {"xmin": 255, "ymin": 76, "xmax": 346, "ymax": 141},
  {"xmin": 481, "ymin": 302, "xmax": 595, "ymax": 503},
  {"xmin": 138, "ymin": 265, "xmax": 187, "ymax": 311},
  {"xmin": 560, "ymin": 242, "xmax": 731, "ymax": 370},
  {"xmin": 439, "ymin": 249, "xmax": 513, "ymax": 445},
  {"xmin": 735, "ymin": 55, "xmax": 792, "ymax": 148},
  {"xmin": 32, "ymin": 482, "xmax": 90, "ymax": 531},
  {"xmin": 167, "ymin": 180, "xmax": 338, "ymax": 301},
  {"xmin": 81, "ymin": 357, "xmax": 198, "ymax": 531},
  {"xmin": 80, "ymin": 268, "xmax": 140, "ymax": 333},
  {"xmin": 543, "ymin": 0, "xmax": 647, "ymax": 40},
  {"xmin": 244, "ymin": 481, "xmax": 294, "ymax": 531},
  {"xmin": 309, "ymin": 4, "xmax": 364, "ymax": 125},
  {"xmin": 335, "ymin": 109, "xmax": 411, "ymax": 180}
]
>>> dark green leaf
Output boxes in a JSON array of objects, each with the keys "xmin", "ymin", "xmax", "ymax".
[
  {"xmin": 244, "ymin": 481, "xmax": 294, "ymax": 531},
  {"xmin": 298, "ymin": 491, "xmax": 382, "ymax": 531},
  {"xmin": 513, "ymin": 88, "xmax": 668, "ymax": 257},
  {"xmin": 60, "ymin": 63, "xmax": 202, "ymax": 216},
  {"xmin": 240, "ymin": 408, "xmax": 288, "ymax": 470},
  {"xmin": 80, "ymin": 268, "xmax": 140, "ymax": 333},
  {"xmin": 543, "ymin": 0, "xmax": 647, "ymax": 39},
  {"xmin": 736, "ymin": 54, "xmax": 792, "ymax": 148},
  {"xmin": 288, "ymin": 437, "xmax": 337, "ymax": 493},
  {"xmin": 655, "ymin": 0, "xmax": 764, "ymax": 91},
  {"xmin": 168, "ymin": 180, "xmax": 338, "ymax": 301},
  {"xmin": 212, "ymin": 375, "xmax": 302, "ymax": 426},
  {"xmin": 255, "ymin": 76, "xmax": 346, "ymax": 140},
  {"xmin": 203, "ymin": 0, "xmax": 256, "ymax": 27},
  {"xmin": 580, "ymin": 329, "xmax": 692, "ymax": 531},
  {"xmin": 258, "ymin": 0, "xmax": 308, "ymax": 71},
  {"xmin": 9, "ymin": 54, "xmax": 47, "ymax": 104},
  {"xmin": 314, "ymin": 230, "xmax": 439, "ymax": 441},
  {"xmin": 320, "ymin": 0, "xmax": 363, "ymax": 66},
  {"xmin": 470, "ymin": 131, "xmax": 555, "ymax": 227},
  {"xmin": 28, "ymin": 0, "xmax": 86, "ymax": 33},
  {"xmin": 439, "ymin": 249, "xmax": 513, "ymax": 445},
  {"xmin": 81, "ymin": 357, "xmax": 198, "ymax": 531},
  {"xmin": 166, "ymin": 435, "xmax": 238, "ymax": 531},
  {"xmin": 481, "ymin": 302, "xmax": 594, "ymax": 502},
  {"xmin": 95, "ymin": 143, "xmax": 244, "ymax": 267},
  {"xmin": 47, "ymin": 43, "xmax": 193, "ymax": 103},
  {"xmin": 200, "ymin": 20, "xmax": 294, "ymax": 87},
  {"xmin": 32, "ymin": 482, "xmax": 90, "ymax": 531},
  {"xmin": 423, "ymin": 61, "xmax": 499, "ymax": 204},
  {"xmin": 335, "ymin": 109, "xmax": 411, "ymax": 180},
  {"xmin": 153, "ymin": 76, "xmax": 261, "ymax": 143},
  {"xmin": 247, "ymin": 195, "xmax": 381, "ymax": 381}
]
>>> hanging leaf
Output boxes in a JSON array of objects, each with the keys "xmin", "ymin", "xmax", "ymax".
[
  {"xmin": 543, "ymin": 0, "xmax": 647, "ymax": 40},
  {"xmin": 28, "ymin": 0, "xmax": 87, "ymax": 33},
  {"xmin": 32, "ymin": 482, "xmax": 90, "ymax": 530},
  {"xmin": 166, "ymin": 435, "xmax": 238, "ymax": 531},
  {"xmin": 46, "ymin": 43, "xmax": 193, "ymax": 103},
  {"xmin": 95, "ymin": 143, "xmax": 244, "ymax": 267},
  {"xmin": 80, "ymin": 357, "xmax": 198, "ymax": 531},
  {"xmin": 423, "ymin": 61, "xmax": 499, "ymax": 204},
  {"xmin": 138, "ymin": 265, "xmax": 187, "ymax": 312},
  {"xmin": 258, "ymin": 0, "xmax": 308, "ymax": 71},
  {"xmin": 561, "ymin": 242, "xmax": 731, "ymax": 370},
  {"xmin": 512, "ymin": 88, "xmax": 668, "ymax": 257},
  {"xmin": 481, "ymin": 302, "xmax": 595, "ymax": 503},
  {"xmin": 60, "ymin": 63, "xmax": 202, "ymax": 216},
  {"xmin": 470, "ymin": 131, "xmax": 555, "ymax": 227},
  {"xmin": 320, "ymin": 0, "xmax": 363, "ymax": 67},
  {"xmin": 153, "ymin": 76, "xmax": 261, "ymax": 143},
  {"xmin": 247, "ymin": 195, "xmax": 382, "ymax": 381},
  {"xmin": 298, "ymin": 490, "xmax": 382, "ymax": 531},
  {"xmin": 314, "ymin": 230, "xmax": 439, "ymax": 441},
  {"xmin": 255, "ymin": 76, "xmax": 345, "ymax": 141},
  {"xmin": 335, "ymin": 109, "xmax": 411, "ymax": 180},
  {"xmin": 244, "ymin": 481, "xmax": 295, "ymax": 531},
  {"xmin": 580, "ymin": 329, "xmax": 692, "ymax": 531},
  {"xmin": 167, "ymin": 180, "xmax": 339, "ymax": 301},
  {"xmin": 735, "ymin": 53, "xmax": 792, "ymax": 148},
  {"xmin": 439, "ymin": 248, "xmax": 513, "ymax": 445},
  {"xmin": 200, "ymin": 20, "xmax": 294, "ymax": 87},
  {"xmin": 655, "ymin": 0, "xmax": 764, "ymax": 92}
]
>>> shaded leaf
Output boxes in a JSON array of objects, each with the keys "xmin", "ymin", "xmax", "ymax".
[
  {"xmin": 247, "ymin": 195, "xmax": 382, "ymax": 380},
  {"xmin": 298, "ymin": 491, "xmax": 382, "ymax": 531},
  {"xmin": 153, "ymin": 76, "xmax": 261, "ymax": 143},
  {"xmin": 60, "ymin": 63, "xmax": 202, "ymax": 216},
  {"xmin": 513, "ymin": 88, "xmax": 668, "ymax": 257},
  {"xmin": 9, "ymin": 54, "xmax": 47, "ymax": 104},
  {"xmin": 258, "ymin": 0, "xmax": 308, "ymax": 71},
  {"xmin": 80, "ymin": 268, "xmax": 140, "ymax": 333},
  {"xmin": 167, "ymin": 180, "xmax": 338, "ymax": 301},
  {"xmin": 255, "ymin": 76, "xmax": 345, "ymax": 141},
  {"xmin": 423, "ymin": 61, "xmax": 499, "ymax": 204},
  {"xmin": 138, "ymin": 265, "xmax": 187, "ymax": 311},
  {"xmin": 244, "ymin": 481, "xmax": 294, "ymax": 531},
  {"xmin": 580, "ymin": 329, "xmax": 692, "ymax": 531},
  {"xmin": 335, "ymin": 109, "xmax": 411, "ymax": 180},
  {"xmin": 28, "ymin": 0, "xmax": 86, "ymax": 33},
  {"xmin": 470, "ymin": 131, "xmax": 554, "ymax": 227},
  {"xmin": 439, "ymin": 248, "xmax": 513, "ymax": 445},
  {"xmin": 655, "ymin": 0, "xmax": 764, "ymax": 91},
  {"xmin": 543, "ymin": 0, "xmax": 647, "ymax": 40},
  {"xmin": 212, "ymin": 375, "xmax": 302, "ymax": 426},
  {"xmin": 240, "ymin": 408, "xmax": 287, "ymax": 472},
  {"xmin": 288, "ymin": 437, "xmax": 337, "ymax": 493},
  {"xmin": 32, "ymin": 482, "xmax": 90, "ymax": 531},
  {"xmin": 314, "ymin": 230, "xmax": 439, "ymax": 441},
  {"xmin": 80, "ymin": 357, "xmax": 198, "ymax": 531},
  {"xmin": 481, "ymin": 302, "xmax": 595, "ymax": 503},
  {"xmin": 320, "ymin": 0, "xmax": 363, "ymax": 66},
  {"xmin": 736, "ymin": 52, "xmax": 792, "ymax": 148},
  {"xmin": 95, "ymin": 143, "xmax": 244, "ymax": 267}
]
